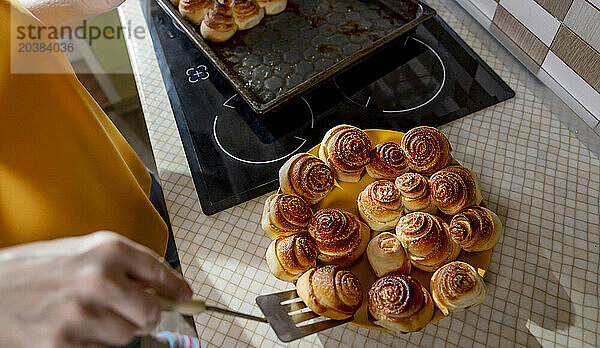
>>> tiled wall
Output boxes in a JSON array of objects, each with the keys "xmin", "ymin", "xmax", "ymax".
[{"xmin": 456, "ymin": 0, "xmax": 600, "ymax": 134}]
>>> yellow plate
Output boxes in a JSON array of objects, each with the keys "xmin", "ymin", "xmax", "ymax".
[{"xmin": 308, "ymin": 129, "xmax": 492, "ymax": 331}]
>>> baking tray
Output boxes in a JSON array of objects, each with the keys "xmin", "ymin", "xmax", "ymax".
[{"xmin": 155, "ymin": 0, "xmax": 435, "ymax": 113}]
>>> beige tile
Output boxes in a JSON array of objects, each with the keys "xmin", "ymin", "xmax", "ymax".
[
  {"xmin": 534, "ymin": 0, "xmax": 573, "ymax": 20},
  {"xmin": 493, "ymin": 6, "xmax": 549, "ymax": 64},
  {"xmin": 551, "ymin": 25, "xmax": 600, "ymax": 93},
  {"xmin": 564, "ymin": 0, "xmax": 600, "ymax": 53}
]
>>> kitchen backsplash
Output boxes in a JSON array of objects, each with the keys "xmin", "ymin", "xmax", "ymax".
[{"xmin": 455, "ymin": 0, "xmax": 600, "ymax": 134}]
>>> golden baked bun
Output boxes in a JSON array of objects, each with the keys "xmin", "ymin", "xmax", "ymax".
[
  {"xmin": 400, "ymin": 126, "xmax": 452, "ymax": 175},
  {"xmin": 296, "ymin": 265, "xmax": 363, "ymax": 320},
  {"xmin": 261, "ymin": 193, "xmax": 312, "ymax": 240},
  {"xmin": 366, "ymin": 232, "xmax": 410, "ymax": 277},
  {"xmin": 179, "ymin": 0, "xmax": 212, "ymax": 25},
  {"xmin": 395, "ymin": 212, "xmax": 460, "ymax": 272},
  {"xmin": 357, "ymin": 180, "xmax": 403, "ymax": 231},
  {"xmin": 365, "ymin": 142, "xmax": 409, "ymax": 180},
  {"xmin": 231, "ymin": 0, "xmax": 264, "ymax": 30},
  {"xmin": 200, "ymin": 1, "xmax": 238, "ymax": 43},
  {"xmin": 308, "ymin": 209, "xmax": 370, "ymax": 266},
  {"xmin": 319, "ymin": 125, "xmax": 372, "ymax": 182},
  {"xmin": 429, "ymin": 166, "xmax": 483, "ymax": 215},
  {"xmin": 449, "ymin": 206, "xmax": 502, "ymax": 252},
  {"xmin": 279, "ymin": 153, "xmax": 334, "ymax": 204},
  {"xmin": 430, "ymin": 261, "xmax": 487, "ymax": 315},
  {"xmin": 265, "ymin": 234, "xmax": 317, "ymax": 282},
  {"xmin": 368, "ymin": 274, "xmax": 434, "ymax": 333},
  {"xmin": 256, "ymin": 0, "xmax": 287, "ymax": 15},
  {"xmin": 395, "ymin": 172, "xmax": 437, "ymax": 214}
]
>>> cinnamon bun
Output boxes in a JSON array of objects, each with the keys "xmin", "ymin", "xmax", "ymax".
[
  {"xmin": 395, "ymin": 212, "xmax": 460, "ymax": 272},
  {"xmin": 231, "ymin": 0, "xmax": 264, "ymax": 30},
  {"xmin": 265, "ymin": 234, "xmax": 317, "ymax": 282},
  {"xmin": 449, "ymin": 206, "xmax": 502, "ymax": 252},
  {"xmin": 357, "ymin": 180, "xmax": 403, "ymax": 231},
  {"xmin": 400, "ymin": 126, "xmax": 452, "ymax": 175},
  {"xmin": 368, "ymin": 274, "xmax": 434, "ymax": 333},
  {"xmin": 395, "ymin": 172, "xmax": 437, "ymax": 214},
  {"xmin": 308, "ymin": 209, "xmax": 369, "ymax": 266},
  {"xmin": 319, "ymin": 125, "xmax": 372, "ymax": 182},
  {"xmin": 256, "ymin": 0, "xmax": 287, "ymax": 15},
  {"xmin": 429, "ymin": 166, "xmax": 483, "ymax": 215},
  {"xmin": 179, "ymin": 0, "xmax": 212, "ymax": 25},
  {"xmin": 366, "ymin": 232, "xmax": 411, "ymax": 277},
  {"xmin": 279, "ymin": 153, "xmax": 334, "ymax": 204},
  {"xmin": 261, "ymin": 193, "xmax": 312, "ymax": 240},
  {"xmin": 366, "ymin": 142, "xmax": 409, "ymax": 180},
  {"xmin": 430, "ymin": 261, "xmax": 487, "ymax": 315},
  {"xmin": 296, "ymin": 265, "xmax": 363, "ymax": 320},
  {"xmin": 200, "ymin": 1, "xmax": 238, "ymax": 43}
]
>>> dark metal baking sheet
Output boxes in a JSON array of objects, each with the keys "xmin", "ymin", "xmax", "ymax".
[{"xmin": 155, "ymin": 0, "xmax": 435, "ymax": 114}]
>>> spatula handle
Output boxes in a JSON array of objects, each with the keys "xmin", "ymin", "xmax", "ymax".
[{"xmin": 159, "ymin": 297, "xmax": 206, "ymax": 315}]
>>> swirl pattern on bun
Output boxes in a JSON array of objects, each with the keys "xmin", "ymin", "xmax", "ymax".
[
  {"xmin": 231, "ymin": 0, "xmax": 264, "ymax": 29},
  {"xmin": 261, "ymin": 193, "xmax": 312, "ymax": 239},
  {"xmin": 179, "ymin": 0, "xmax": 213, "ymax": 25},
  {"xmin": 449, "ymin": 206, "xmax": 502, "ymax": 252},
  {"xmin": 265, "ymin": 234, "xmax": 317, "ymax": 282},
  {"xmin": 357, "ymin": 180, "xmax": 403, "ymax": 231},
  {"xmin": 279, "ymin": 153, "xmax": 334, "ymax": 204},
  {"xmin": 368, "ymin": 274, "xmax": 434, "ymax": 333},
  {"xmin": 366, "ymin": 142, "xmax": 409, "ymax": 180},
  {"xmin": 429, "ymin": 166, "xmax": 482, "ymax": 215},
  {"xmin": 319, "ymin": 125, "xmax": 372, "ymax": 182},
  {"xmin": 296, "ymin": 265, "xmax": 363, "ymax": 320},
  {"xmin": 395, "ymin": 172, "xmax": 437, "ymax": 214},
  {"xmin": 430, "ymin": 261, "xmax": 487, "ymax": 315},
  {"xmin": 308, "ymin": 209, "xmax": 370, "ymax": 266},
  {"xmin": 400, "ymin": 126, "xmax": 452, "ymax": 175},
  {"xmin": 395, "ymin": 212, "xmax": 460, "ymax": 272},
  {"xmin": 200, "ymin": 1, "xmax": 238, "ymax": 42}
]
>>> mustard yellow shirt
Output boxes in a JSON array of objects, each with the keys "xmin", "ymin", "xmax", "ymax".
[{"xmin": 0, "ymin": 0, "xmax": 168, "ymax": 255}]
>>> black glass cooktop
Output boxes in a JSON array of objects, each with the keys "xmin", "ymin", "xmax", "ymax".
[{"xmin": 142, "ymin": 0, "xmax": 514, "ymax": 215}]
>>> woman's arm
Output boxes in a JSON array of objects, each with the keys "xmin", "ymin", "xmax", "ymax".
[
  {"xmin": 0, "ymin": 231, "xmax": 192, "ymax": 347},
  {"xmin": 18, "ymin": 0, "xmax": 125, "ymax": 29}
]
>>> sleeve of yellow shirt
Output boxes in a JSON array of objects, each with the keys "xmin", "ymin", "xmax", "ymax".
[{"xmin": 0, "ymin": 0, "xmax": 168, "ymax": 256}]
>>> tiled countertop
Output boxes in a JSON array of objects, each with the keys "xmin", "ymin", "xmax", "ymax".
[{"xmin": 118, "ymin": 0, "xmax": 600, "ymax": 346}]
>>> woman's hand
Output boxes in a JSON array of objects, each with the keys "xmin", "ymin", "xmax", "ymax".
[
  {"xmin": 0, "ymin": 231, "xmax": 192, "ymax": 347},
  {"xmin": 20, "ymin": 0, "xmax": 126, "ymax": 29}
]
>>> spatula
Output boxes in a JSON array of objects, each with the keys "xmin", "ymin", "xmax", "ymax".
[
  {"xmin": 255, "ymin": 289, "xmax": 353, "ymax": 342},
  {"xmin": 160, "ymin": 290, "xmax": 351, "ymax": 342}
]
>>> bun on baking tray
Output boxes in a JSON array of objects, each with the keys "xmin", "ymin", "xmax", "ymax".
[
  {"xmin": 256, "ymin": 0, "xmax": 287, "ymax": 15},
  {"xmin": 200, "ymin": 1, "xmax": 238, "ymax": 42},
  {"xmin": 179, "ymin": 0, "xmax": 212, "ymax": 25},
  {"xmin": 296, "ymin": 265, "xmax": 363, "ymax": 320},
  {"xmin": 231, "ymin": 0, "xmax": 264, "ymax": 30}
]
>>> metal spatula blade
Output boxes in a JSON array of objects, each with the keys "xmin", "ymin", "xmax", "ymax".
[{"xmin": 256, "ymin": 289, "xmax": 353, "ymax": 343}]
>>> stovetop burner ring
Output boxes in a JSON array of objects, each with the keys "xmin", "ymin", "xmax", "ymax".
[{"xmin": 334, "ymin": 37, "xmax": 446, "ymax": 114}]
